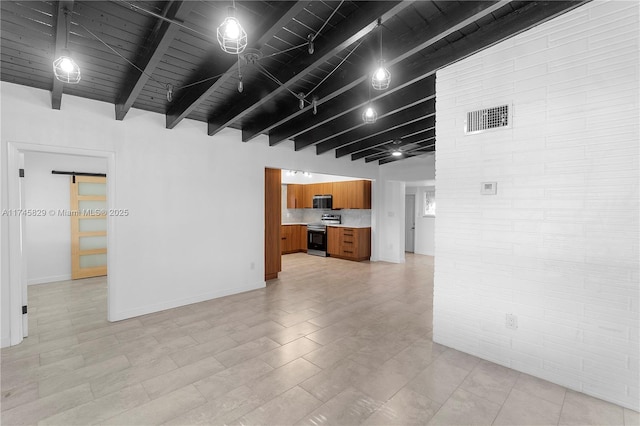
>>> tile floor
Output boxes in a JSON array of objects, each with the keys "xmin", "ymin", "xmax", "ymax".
[{"xmin": 1, "ymin": 253, "xmax": 638, "ymax": 425}]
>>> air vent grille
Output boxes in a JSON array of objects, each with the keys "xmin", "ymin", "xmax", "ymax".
[{"xmin": 466, "ymin": 104, "xmax": 510, "ymax": 134}]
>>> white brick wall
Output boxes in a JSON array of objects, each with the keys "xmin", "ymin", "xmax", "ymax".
[{"xmin": 434, "ymin": 1, "xmax": 639, "ymax": 410}]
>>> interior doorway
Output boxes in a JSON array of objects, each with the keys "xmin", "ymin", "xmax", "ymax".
[
  {"xmin": 405, "ymin": 194, "xmax": 415, "ymax": 252},
  {"xmin": 5, "ymin": 142, "xmax": 115, "ymax": 347}
]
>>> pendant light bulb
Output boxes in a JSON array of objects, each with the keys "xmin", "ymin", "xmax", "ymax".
[
  {"xmin": 371, "ymin": 61, "xmax": 391, "ymax": 90},
  {"xmin": 224, "ymin": 17, "xmax": 240, "ymax": 39},
  {"xmin": 238, "ymin": 76, "xmax": 243, "ymax": 93},
  {"xmin": 298, "ymin": 92, "xmax": 305, "ymax": 110},
  {"xmin": 59, "ymin": 57, "xmax": 75, "ymax": 73},
  {"xmin": 217, "ymin": 6, "xmax": 247, "ymax": 55},
  {"xmin": 362, "ymin": 104, "xmax": 377, "ymax": 124},
  {"xmin": 392, "ymin": 150, "xmax": 403, "ymax": 157},
  {"xmin": 312, "ymin": 99, "xmax": 318, "ymax": 115}
]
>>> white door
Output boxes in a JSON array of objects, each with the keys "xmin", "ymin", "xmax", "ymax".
[{"xmin": 405, "ymin": 194, "xmax": 415, "ymax": 252}]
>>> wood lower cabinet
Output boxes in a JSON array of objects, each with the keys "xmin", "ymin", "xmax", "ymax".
[
  {"xmin": 327, "ymin": 226, "xmax": 371, "ymax": 261},
  {"xmin": 281, "ymin": 225, "xmax": 307, "ymax": 254}
]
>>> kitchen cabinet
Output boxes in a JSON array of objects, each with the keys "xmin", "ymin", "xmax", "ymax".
[
  {"xmin": 281, "ymin": 225, "xmax": 307, "ymax": 254},
  {"xmin": 265, "ymin": 168, "xmax": 281, "ymax": 280},
  {"xmin": 327, "ymin": 226, "xmax": 341, "ymax": 256},
  {"xmin": 327, "ymin": 226, "xmax": 371, "ymax": 261},
  {"xmin": 286, "ymin": 184, "xmax": 304, "ymax": 209},
  {"xmin": 302, "ymin": 182, "xmax": 333, "ymax": 208},
  {"xmin": 332, "ymin": 180, "xmax": 371, "ymax": 209}
]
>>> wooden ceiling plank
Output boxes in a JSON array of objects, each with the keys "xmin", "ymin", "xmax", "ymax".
[
  {"xmin": 252, "ymin": 0, "xmax": 508, "ymax": 144},
  {"xmin": 166, "ymin": 1, "xmax": 310, "ymax": 130},
  {"xmin": 210, "ymin": 1, "xmax": 413, "ymax": 137},
  {"xmin": 293, "ymin": 76, "xmax": 435, "ymax": 150},
  {"xmin": 51, "ymin": 0, "xmax": 74, "ymax": 110},
  {"xmin": 115, "ymin": 1, "xmax": 196, "ymax": 121}
]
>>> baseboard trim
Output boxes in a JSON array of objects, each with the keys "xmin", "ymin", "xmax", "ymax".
[
  {"xmin": 111, "ymin": 281, "xmax": 266, "ymax": 322},
  {"xmin": 28, "ymin": 274, "xmax": 72, "ymax": 285}
]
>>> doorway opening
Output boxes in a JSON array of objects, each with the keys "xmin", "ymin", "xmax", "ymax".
[{"xmin": 5, "ymin": 142, "xmax": 116, "ymax": 347}]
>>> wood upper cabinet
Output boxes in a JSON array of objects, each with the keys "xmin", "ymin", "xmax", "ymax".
[
  {"xmin": 288, "ymin": 180, "xmax": 370, "ymax": 210},
  {"xmin": 332, "ymin": 180, "xmax": 371, "ymax": 209},
  {"xmin": 286, "ymin": 184, "xmax": 304, "ymax": 209},
  {"xmin": 327, "ymin": 226, "xmax": 371, "ymax": 261}
]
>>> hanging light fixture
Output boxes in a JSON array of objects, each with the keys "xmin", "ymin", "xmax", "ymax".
[
  {"xmin": 362, "ymin": 77, "xmax": 377, "ymax": 124},
  {"xmin": 391, "ymin": 149, "xmax": 403, "ymax": 157},
  {"xmin": 217, "ymin": 2, "xmax": 247, "ymax": 55},
  {"xmin": 371, "ymin": 18, "xmax": 390, "ymax": 91},
  {"xmin": 362, "ymin": 104, "xmax": 377, "ymax": 124},
  {"xmin": 53, "ymin": 9, "xmax": 81, "ymax": 84}
]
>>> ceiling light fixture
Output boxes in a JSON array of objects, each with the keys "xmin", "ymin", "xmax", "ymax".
[
  {"xmin": 362, "ymin": 79, "xmax": 377, "ymax": 124},
  {"xmin": 362, "ymin": 104, "xmax": 378, "ymax": 124},
  {"xmin": 371, "ymin": 18, "xmax": 390, "ymax": 91},
  {"xmin": 391, "ymin": 139, "xmax": 403, "ymax": 156},
  {"xmin": 53, "ymin": 9, "xmax": 81, "ymax": 84},
  {"xmin": 217, "ymin": 2, "xmax": 247, "ymax": 55},
  {"xmin": 391, "ymin": 150, "xmax": 403, "ymax": 157}
]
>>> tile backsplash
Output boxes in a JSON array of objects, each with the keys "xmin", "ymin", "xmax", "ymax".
[{"xmin": 281, "ymin": 185, "xmax": 371, "ymax": 226}]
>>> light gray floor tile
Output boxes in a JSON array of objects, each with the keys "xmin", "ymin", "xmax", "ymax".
[
  {"xmin": 1, "ymin": 384, "xmax": 93, "ymax": 426},
  {"xmin": 298, "ymin": 386, "xmax": 382, "ymax": 426},
  {"xmin": 513, "ymin": 372, "xmax": 567, "ymax": 405},
  {"xmin": 194, "ymin": 358, "xmax": 274, "ymax": 400},
  {"xmin": 406, "ymin": 356, "xmax": 471, "ymax": 404},
  {"xmin": 142, "ymin": 355, "xmax": 225, "ymax": 399},
  {"xmin": 559, "ymin": 390, "xmax": 625, "ymax": 425},
  {"xmin": 624, "ymin": 408, "xmax": 640, "ymax": 425},
  {"xmin": 300, "ymin": 359, "xmax": 372, "ymax": 402},
  {"xmin": 459, "ymin": 360, "xmax": 519, "ymax": 405},
  {"xmin": 427, "ymin": 388, "xmax": 501, "ymax": 426},
  {"xmin": 236, "ymin": 386, "xmax": 322, "ymax": 426},
  {"xmin": 363, "ymin": 387, "xmax": 440, "ymax": 425},
  {"xmin": 259, "ymin": 337, "xmax": 322, "ymax": 368},
  {"xmin": 493, "ymin": 388, "xmax": 562, "ymax": 425},
  {"xmin": 38, "ymin": 383, "xmax": 150, "ymax": 425},
  {"xmin": 252, "ymin": 358, "xmax": 322, "ymax": 401},
  {"xmin": 100, "ymin": 384, "xmax": 206, "ymax": 425},
  {"xmin": 214, "ymin": 336, "xmax": 281, "ymax": 368}
]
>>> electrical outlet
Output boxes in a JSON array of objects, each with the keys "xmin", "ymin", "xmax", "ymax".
[{"xmin": 505, "ymin": 313, "xmax": 518, "ymax": 330}]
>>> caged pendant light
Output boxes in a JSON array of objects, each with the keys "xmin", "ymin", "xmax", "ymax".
[
  {"xmin": 371, "ymin": 18, "xmax": 390, "ymax": 91},
  {"xmin": 53, "ymin": 9, "xmax": 81, "ymax": 84},
  {"xmin": 217, "ymin": 2, "xmax": 247, "ymax": 55}
]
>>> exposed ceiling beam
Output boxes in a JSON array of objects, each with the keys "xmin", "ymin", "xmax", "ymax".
[
  {"xmin": 260, "ymin": 0, "xmax": 509, "ymax": 145},
  {"xmin": 115, "ymin": 1, "xmax": 195, "ymax": 121},
  {"xmin": 316, "ymin": 102, "xmax": 435, "ymax": 155},
  {"xmin": 165, "ymin": 1, "xmax": 309, "ymax": 129},
  {"xmin": 329, "ymin": 114, "xmax": 436, "ymax": 159},
  {"xmin": 362, "ymin": 138, "xmax": 435, "ymax": 163},
  {"xmin": 293, "ymin": 76, "xmax": 435, "ymax": 151},
  {"xmin": 352, "ymin": 131, "xmax": 435, "ymax": 161},
  {"xmin": 209, "ymin": 1, "xmax": 413, "ymax": 137},
  {"xmin": 51, "ymin": 0, "xmax": 74, "ymax": 110},
  {"xmin": 307, "ymin": 0, "xmax": 585, "ymax": 160},
  {"xmin": 378, "ymin": 145, "xmax": 435, "ymax": 165}
]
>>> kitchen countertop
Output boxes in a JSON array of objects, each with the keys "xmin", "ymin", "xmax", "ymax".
[{"xmin": 282, "ymin": 222, "xmax": 371, "ymax": 229}]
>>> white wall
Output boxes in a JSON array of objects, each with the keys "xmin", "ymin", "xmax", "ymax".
[
  {"xmin": 434, "ymin": 1, "xmax": 639, "ymax": 410},
  {"xmin": 1, "ymin": 82, "xmax": 379, "ymax": 347},
  {"xmin": 23, "ymin": 152, "xmax": 107, "ymax": 285}
]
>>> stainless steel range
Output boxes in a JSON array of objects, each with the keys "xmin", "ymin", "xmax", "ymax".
[{"xmin": 307, "ymin": 214, "xmax": 341, "ymax": 257}]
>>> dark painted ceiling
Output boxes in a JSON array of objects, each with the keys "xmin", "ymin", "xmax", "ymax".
[{"xmin": 1, "ymin": 0, "xmax": 586, "ymax": 165}]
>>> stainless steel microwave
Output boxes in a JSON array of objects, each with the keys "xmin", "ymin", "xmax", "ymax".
[{"xmin": 312, "ymin": 195, "xmax": 332, "ymax": 209}]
